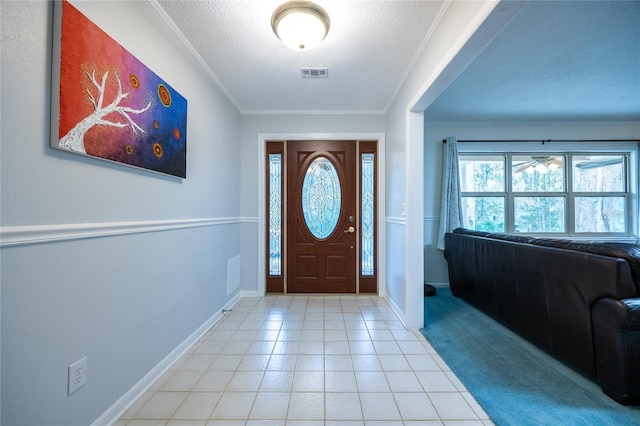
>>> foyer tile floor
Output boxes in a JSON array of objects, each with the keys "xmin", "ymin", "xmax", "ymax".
[{"xmin": 116, "ymin": 295, "xmax": 493, "ymax": 426}]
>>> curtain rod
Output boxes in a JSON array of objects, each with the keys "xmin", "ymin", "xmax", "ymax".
[{"xmin": 442, "ymin": 139, "xmax": 640, "ymax": 144}]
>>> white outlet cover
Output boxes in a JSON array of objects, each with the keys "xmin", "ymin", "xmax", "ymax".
[{"xmin": 68, "ymin": 356, "xmax": 87, "ymax": 395}]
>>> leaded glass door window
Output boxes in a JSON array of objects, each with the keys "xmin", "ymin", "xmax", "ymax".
[
  {"xmin": 359, "ymin": 141, "xmax": 377, "ymax": 293},
  {"xmin": 302, "ymin": 157, "xmax": 342, "ymax": 239},
  {"xmin": 268, "ymin": 153, "xmax": 282, "ymax": 275}
]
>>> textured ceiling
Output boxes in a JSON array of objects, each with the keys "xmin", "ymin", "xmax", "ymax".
[
  {"xmin": 156, "ymin": 1, "xmax": 640, "ymax": 120},
  {"xmin": 157, "ymin": 0, "xmax": 446, "ymax": 113},
  {"xmin": 425, "ymin": 0, "xmax": 640, "ymax": 121}
]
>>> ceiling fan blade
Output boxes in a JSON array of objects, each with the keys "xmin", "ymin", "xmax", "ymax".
[{"xmin": 514, "ymin": 163, "xmax": 533, "ymax": 173}]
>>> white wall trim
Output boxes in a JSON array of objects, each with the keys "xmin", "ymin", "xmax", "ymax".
[
  {"xmin": 403, "ymin": 111, "xmax": 425, "ymax": 329},
  {"xmin": 386, "ymin": 217, "xmax": 407, "ymax": 226},
  {"xmin": 427, "ymin": 119, "xmax": 640, "ymax": 127},
  {"xmin": 93, "ymin": 290, "xmax": 256, "ymax": 426},
  {"xmin": 148, "ymin": 0, "xmax": 242, "ymax": 112},
  {"xmin": 242, "ymin": 109, "xmax": 386, "ymax": 116},
  {"xmin": 384, "ymin": 293, "xmax": 407, "ymax": 328},
  {"xmin": 409, "ymin": 0, "xmax": 509, "ymax": 112},
  {"xmin": 384, "ymin": 0, "xmax": 452, "ymax": 113},
  {"xmin": 0, "ymin": 218, "xmax": 248, "ymax": 248}
]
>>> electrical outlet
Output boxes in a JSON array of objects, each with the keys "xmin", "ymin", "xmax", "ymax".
[{"xmin": 68, "ymin": 356, "xmax": 87, "ymax": 395}]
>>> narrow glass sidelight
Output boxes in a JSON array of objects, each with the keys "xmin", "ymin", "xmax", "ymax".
[
  {"xmin": 302, "ymin": 157, "xmax": 341, "ymax": 239},
  {"xmin": 361, "ymin": 153, "xmax": 375, "ymax": 275},
  {"xmin": 268, "ymin": 153, "xmax": 282, "ymax": 275}
]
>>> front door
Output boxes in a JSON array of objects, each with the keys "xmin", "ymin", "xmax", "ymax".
[{"xmin": 286, "ymin": 140, "xmax": 356, "ymax": 293}]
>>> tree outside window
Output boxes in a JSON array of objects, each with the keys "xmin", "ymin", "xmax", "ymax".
[{"xmin": 459, "ymin": 153, "xmax": 630, "ymax": 236}]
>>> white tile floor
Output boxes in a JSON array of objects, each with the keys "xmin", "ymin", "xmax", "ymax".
[{"xmin": 116, "ymin": 295, "xmax": 493, "ymax": 426}]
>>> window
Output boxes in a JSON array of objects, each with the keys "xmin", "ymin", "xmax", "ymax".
[
  {"xmin": 361, "ymin": 153, "xmax": 375, "ymax": 276},
  {"xmin": 302, "ymin": 157, "xmax": 342, "ymax": 239},
  {"xmin": 459, "ymin": 153, "xmax": 632, "ymax": 236},
  {"xmin": 460, "ymin": 155, "xmax": 505, "ymax": 232},
  {"xmin": 268, "ymin": 153, "xmax": 283, "ymax": 275}
]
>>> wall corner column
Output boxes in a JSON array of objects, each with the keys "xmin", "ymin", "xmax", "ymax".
[{"xmin": 405, "ymin": 110, "xmax": 425, "ymax": 329}]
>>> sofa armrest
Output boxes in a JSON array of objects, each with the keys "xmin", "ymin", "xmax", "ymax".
[
  {"xmin": 594, "ymin": 297, "xmax": 640, "ymax": 330},
  {"xmin": 592, "ymin": 297, "xmax": 640, "ymax": 405}
]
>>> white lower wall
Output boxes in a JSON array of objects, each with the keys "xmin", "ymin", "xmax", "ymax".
[
  {"xmin": 1, "ymin": 223, "xmax": 241, "ymax": 425},
  {"xmin": 424, "ymin": 216, "xmax": 449, "ymax": 285},
  {"xmin": 385, "ymin": 219, "xmax": 407, "ymax": 313}
]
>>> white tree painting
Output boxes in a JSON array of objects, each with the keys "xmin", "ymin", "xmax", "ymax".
[
  {"xmin": 53, "ymin": 0, "xmax": 187, "ymax": 178},
  {"xmin": 58, "ymin": 69, "xmax": 151, "ymax": 154}
]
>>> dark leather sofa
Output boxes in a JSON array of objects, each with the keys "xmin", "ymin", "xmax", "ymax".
[{"xmin": 444, "ymin": 227, "xmax": 640, "ymax": 405}]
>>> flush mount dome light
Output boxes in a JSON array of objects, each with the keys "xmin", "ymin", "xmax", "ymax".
[{"xmin": 271, "ymin": 1, "xmax": 330, "ymax": 52}]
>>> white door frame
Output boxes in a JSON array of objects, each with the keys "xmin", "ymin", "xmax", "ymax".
[{"xmin": 257, "ymin": 133, "xmax": 386, "ymax": 297}]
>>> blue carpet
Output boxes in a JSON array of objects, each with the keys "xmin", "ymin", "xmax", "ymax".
[{"xmin": 420, "ymin": 289, "xmax": 640, "ymax": 425}]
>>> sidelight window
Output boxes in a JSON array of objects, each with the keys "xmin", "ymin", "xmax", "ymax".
[
  {"xmin": 268, "ymin": 153, "xmax": 283, "ymax": 275},
  {"xmin": 361, "ymin": 153, "xmax": 375, "ymax": 275}
]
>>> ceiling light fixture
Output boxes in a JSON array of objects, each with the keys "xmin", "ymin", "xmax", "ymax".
[{"xmin": 271, "ymin": 1, "xmax": 330, "ymax": 52}]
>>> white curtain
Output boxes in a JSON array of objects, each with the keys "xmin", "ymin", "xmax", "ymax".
[{"xmin": 436, "ymin": 136, "xmax": 463, "ymax": 250}]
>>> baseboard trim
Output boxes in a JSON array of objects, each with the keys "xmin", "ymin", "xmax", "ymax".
[
  {"xmin": 93, "ymin": 290, "xmax": 250, "ymax": 426},
  {"xmin": 385, "ymin": 294, "xmax": 407, "ymax": 327}
]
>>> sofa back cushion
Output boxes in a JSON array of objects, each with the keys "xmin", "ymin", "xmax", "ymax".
[
  {"xmin": 531, "ymin": 239, "xmax": 640, "ymax": 292},
  {"xmin": 452, "ymin": 228, "xmax": 490, "ymax": 238},
  {"xmin": 450, "ymin": 228, "xmax": 640, "ymax": 292}
]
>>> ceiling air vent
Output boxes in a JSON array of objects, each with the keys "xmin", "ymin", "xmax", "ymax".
[{"xmin": 301, "ymin": 67, "xmax": 328, "ymax": 79}]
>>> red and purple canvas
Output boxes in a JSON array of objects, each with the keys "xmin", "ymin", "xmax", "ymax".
[{"xmin": 52, "ymin": 0, "xmax": 187, "ymax": 178}]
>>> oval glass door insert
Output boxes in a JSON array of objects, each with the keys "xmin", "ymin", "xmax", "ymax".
[{"xmin": 302, "ymin": 156, "xmax": 341, "ymax": 239}]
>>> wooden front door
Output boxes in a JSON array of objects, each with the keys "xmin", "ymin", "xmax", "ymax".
[{"xmin": 286, "ymin": 140, "xmax": 357, "ymax": 293}]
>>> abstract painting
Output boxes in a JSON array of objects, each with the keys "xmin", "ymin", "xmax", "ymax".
[{"xmin": 51, "ymin": 0, "xmax": 187, "ymax": 178}]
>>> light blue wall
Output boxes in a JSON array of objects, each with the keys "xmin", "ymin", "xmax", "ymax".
[
  {"xmin": 424, "ymin": 120, "xmax": 640, "ymax": 284},
  {"xmin": 1, "ymin": 1, "xmax": 242, "ymax": 425}
]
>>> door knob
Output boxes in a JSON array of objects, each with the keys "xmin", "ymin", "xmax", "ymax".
[{"xmin": 344, "ymin": 226, "xmax": 355, "ymax": 233}]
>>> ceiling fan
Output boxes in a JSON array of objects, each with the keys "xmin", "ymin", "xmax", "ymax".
[
  {"xmin": 513, "ymin": 156, "xmax": 563, "ymax": 173},
  {"xmin": 513, "ymin": 155, "xmax": 622, "ymax": 174}
]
